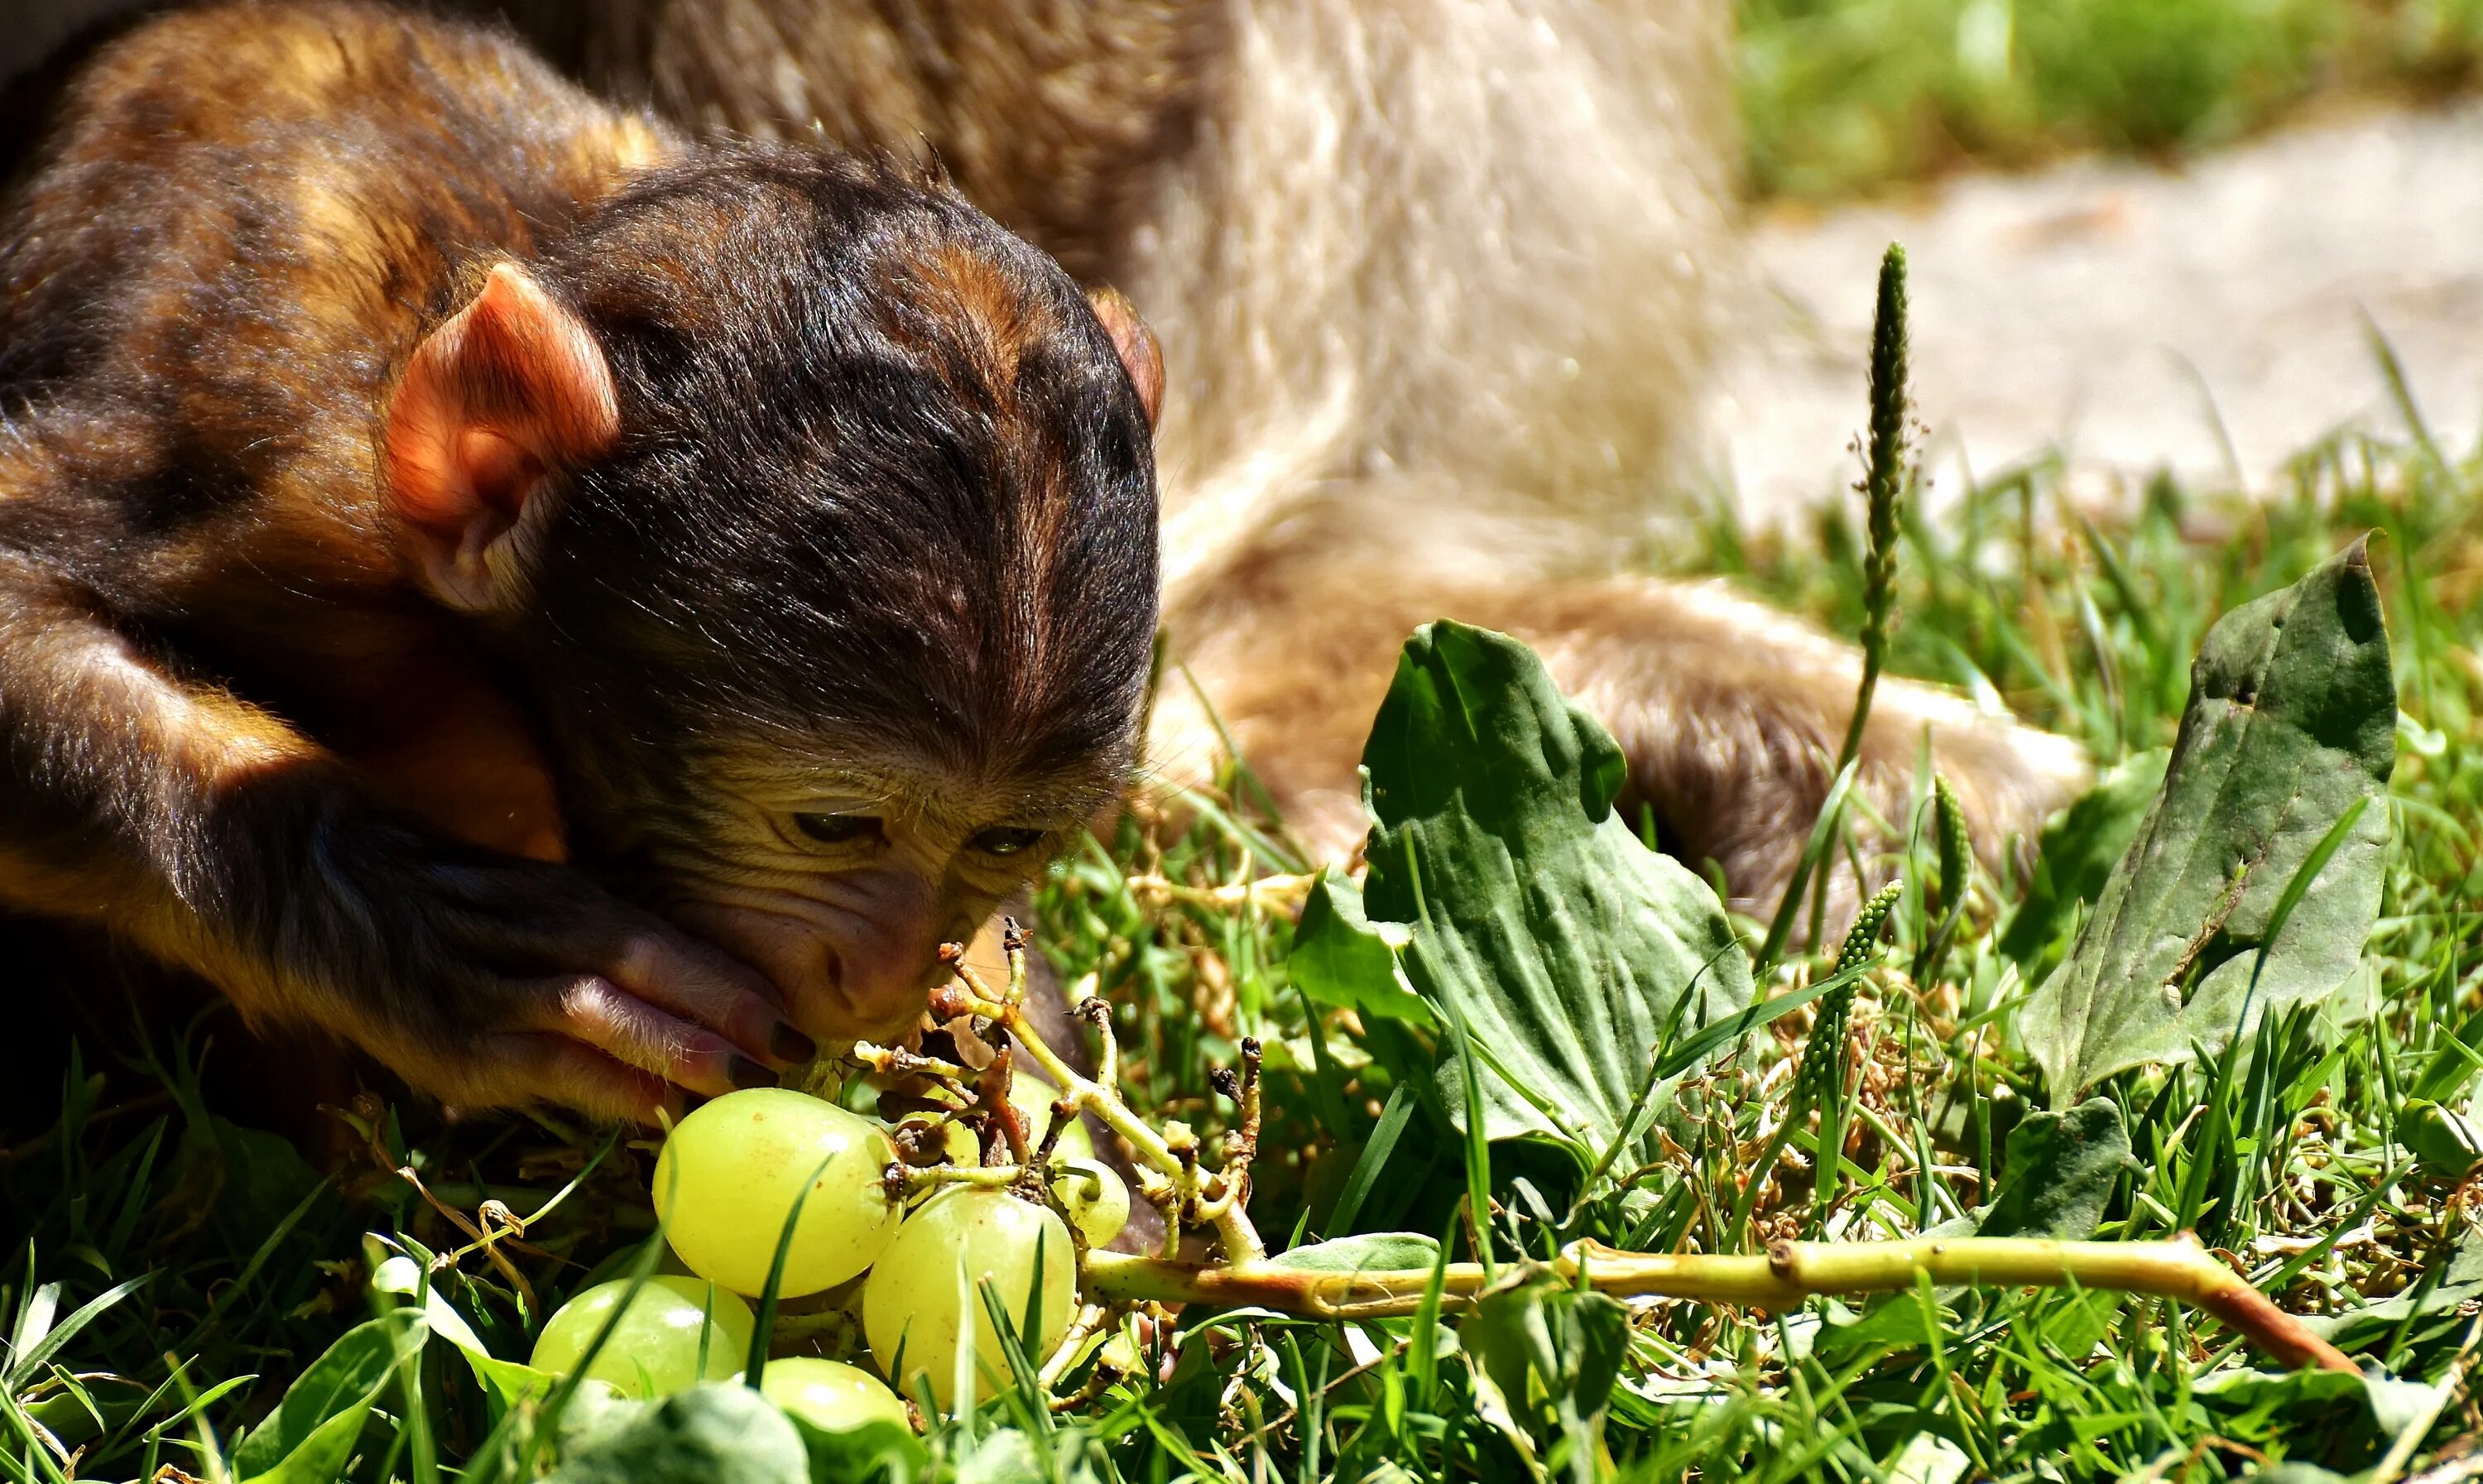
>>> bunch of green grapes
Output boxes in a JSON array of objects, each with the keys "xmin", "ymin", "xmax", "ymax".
[{"xmin": 530, "ymin": 1073, "xmax": 1129, "ymax": 1418}]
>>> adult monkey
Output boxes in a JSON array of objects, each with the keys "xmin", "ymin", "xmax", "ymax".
[
  {"xmin": 0, "ymin": 1, "xmax": 2084, "ymax": 923},
  {"xmin": 502, "ymin": 0, "xmax": 2084, "ymax": 910},
  {"xmin": 0, "ymin": 1, "xmax": 1165, "ymax": 1123},
  {"xmin": 0, "ymin": 2, "xmax": 2078, "ymax": 1133}
]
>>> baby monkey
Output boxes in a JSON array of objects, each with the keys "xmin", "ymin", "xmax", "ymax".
[{"xmin": 0, "ymin": 1, "xmax": 1165, "ymax": 1121}]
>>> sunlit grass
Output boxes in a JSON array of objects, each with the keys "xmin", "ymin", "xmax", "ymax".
[
  {"xmin": 12, "ymin": 343, "xmax": 2483, "ymax": 1477},
  {"xmin": 1739, "ymin": 0, "xmax": 2483, "ymax": 196}
]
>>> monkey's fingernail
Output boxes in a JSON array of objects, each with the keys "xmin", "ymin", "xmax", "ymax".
[
  {"xmin": 771, "ymin": 1024, "xmax": 818, "ymax": 1063},
  {"xmin": 728, "ymin": 1055, "xmax": 778, "ymax": 1090}
]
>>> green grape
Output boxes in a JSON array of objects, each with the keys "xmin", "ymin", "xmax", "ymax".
[
  {"xmin": 1048, "ymin": 1158, "xmax": 1129, "ymax": 1248},
  {"xmin": 655, "ymin": 1088, "xmax": 901, "ymax": 1296},
  {"xmin": 861, "ymin": 1187, "xmax": 1076, "ymax": 1411},
  {"xmin": 760, "ymin": 1356, "xmax": 910, "ymax": 1432},
  {"xmin": 531, "ymin": 1275, "xmax": 752, "ymax": 1397},
  {"xmin": 1010, "ymin": 1073, "xmax": 1093, "ymax": 1160}
]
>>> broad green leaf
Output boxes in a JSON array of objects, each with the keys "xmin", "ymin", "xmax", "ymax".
[
  {"xmin": 233, "ymin": 1316, "xmax": 423, "ymax": 1484},
  {"xmin": 1290, "ymin": 867, "xmax": 1434, "ymax": 1028},
  {"xmin": 785, "ymin": 1413, "xmax": 927, "ymax": 1484},
  {"xmin": 2019, "ymin": 542, "xmax": 2394, "ymax": 1104},
  {"xmin": 547, "ymin": 1383, "xmax": 807, "ymax": 1484},
  {"xmin": 372, "ymin": 1253, "xmax": 554, "ymax": 1408},
  {"xmin": 2396, "ymin": 1098, "xmax": 2483, "ymax": 1177},
  {"xmin": 1885, "ymin": 1432, "xmax": 1972, "ymax": 1484},
  {"xmin": 1266, "ymin": 1232, "xmax": 1442, "ymax": 1275},
  {"xmin": 1814, "ymin": 1289, "xmax": 1943, "ymax": 1363},
  {"xmin": 1996, "ymin": 748, "xmax": 2171, "ymax": 972},
  {"xmin": 1458, "ymin": 1269, "xmax": 1630, "ymax": 1465},
  {"xmin": 2190, "ymin": 1366, "xmax": 2452, "ymax": 1467},
  {"xmin": 1976, "ymin": 1097, "xmax": 2131, "ymax": 1240},
  {"xmin": 162, "ymin": 1114, "xmax": 326, "ymax": 1251},
  {"xmin": 956, "ymin": 1429, "xmax": 1053, "ymax": 1484},
  {"xmin": 1345, "ymin": 621, "xmax": 1755, "ymax": 1167}
]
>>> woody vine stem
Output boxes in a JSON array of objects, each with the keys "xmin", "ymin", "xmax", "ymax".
[{"xmin": 848, "ymin": 924, "xmax": 2352, "ymax": 1381}]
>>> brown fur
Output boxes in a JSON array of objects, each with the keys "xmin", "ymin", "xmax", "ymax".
[
  {"xmin": 0, "ymin": 0, "xmax": 691, "ymax": 1107},
  {"xmin": 1149, "ymin": 531, "xmax": 2083, "ymax": 915},
  {"xmin": 540, "ymin": 0, "xmax": 2083, "ymax": 917},
  {"xmin": 0, "ymin": 2, "xmax": 1164, "ymax": 1120},
  {"xmin": 532, "ymin": 0, "xmax": 1219, "ymax": 285},
  {"xmin": 0, "ymin": 2, "xmax": 2089, "ymax": 919}
]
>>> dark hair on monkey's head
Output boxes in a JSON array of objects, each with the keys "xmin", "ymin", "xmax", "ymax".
[{"xmin": 517, "ymin": 145, "xmax": 1160, "ymax": 796}]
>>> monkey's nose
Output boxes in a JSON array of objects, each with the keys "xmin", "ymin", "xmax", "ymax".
[{"xmin": 824, "ymin": 942, "xmax": 940, "ymax": 1040}]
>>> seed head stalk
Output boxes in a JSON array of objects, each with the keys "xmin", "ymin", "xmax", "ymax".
[
  {"xmin": 1756, "ymin": 243, "xmax": 1913, "ymax": 974},
  {"xmin": 1836, "ymin": 241, "xmax": 1911, "ymax": 776}
]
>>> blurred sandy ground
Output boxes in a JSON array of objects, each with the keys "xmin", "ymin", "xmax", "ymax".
[{"xmin": 1714, "ymin": 100, "xmax": 2483, "ymax": 522}]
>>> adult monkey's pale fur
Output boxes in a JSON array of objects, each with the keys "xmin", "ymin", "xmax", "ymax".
[{"xmin": 517, "ymin": 0, "xmax": 2085, "ymax": 915}]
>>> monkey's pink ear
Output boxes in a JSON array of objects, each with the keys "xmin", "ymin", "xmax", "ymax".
[
  {"xmin": 1087, "ymin": 286, "xmax": 1164, "ymax": 430},
  {"xmin": 384, "ymin": 262, "xmax": 620, "ymax": 612}
]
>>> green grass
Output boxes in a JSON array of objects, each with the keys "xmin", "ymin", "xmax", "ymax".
[
  {"xmin": 9, "ymin": 340, "xmax": 2483, "ymax": 1478},
  {"xmin": 20, "ymin": 18, "xmax": 2483, "ymax": 1482},
  {"xmin": 17, "ymin": 31, "xmax": 2483, "ymax": 1477},
  {"xmin": 1739, "ymin": 0, "xmax": 2483, "ymax": 196}
]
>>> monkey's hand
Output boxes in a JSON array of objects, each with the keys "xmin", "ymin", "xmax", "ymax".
[
  {"xmin": 0, "ymin": 560, "xmax": 806, "ymax": 1125},
  {"xmin": 242, "ymin": 812, "xmax": 814, "ymax": 1124}
]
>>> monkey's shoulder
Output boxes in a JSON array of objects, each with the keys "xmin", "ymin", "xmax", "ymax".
[
  {"xmin": 0, "ymin": 2, "xmax": 683, "ymax": 594},
  {"xmin": 53, "ymin": 1, "xmax": 666, "ymax": 176},
  {"xmin": 0, "ymin": 1, "xmax": 676, "ymax": 393}
]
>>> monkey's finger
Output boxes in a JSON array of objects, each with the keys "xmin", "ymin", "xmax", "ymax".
[
  {"xmin": 547, "ymin": 975, "xmax": 779, "ymax": 1099},
  {"xmin": 485, "ymin": 1031, "xmax": 682, "ymax": 1126},
  {"xmin": 604, "ymin": 929, "xmax": 815, "ymax": 1069}
]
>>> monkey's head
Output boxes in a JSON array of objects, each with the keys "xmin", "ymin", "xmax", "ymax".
[{"xmin": 382, "ymin": 148, "xmax": 1164, "ymax": 1044}]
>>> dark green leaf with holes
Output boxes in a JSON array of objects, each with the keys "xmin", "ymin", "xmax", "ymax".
[{"xmin": 2019, "ymin": 542, "xmax": 2394, "ymax": 1105}]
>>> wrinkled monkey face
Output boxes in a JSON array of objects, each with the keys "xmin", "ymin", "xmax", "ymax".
[
  {"xmin": 613, "ymin": 756, "xmax": 1118, "ymax": 1045},
  {"xmin": 476, "ymin": 150, "xmax": 1162, "ymax": 1042}
]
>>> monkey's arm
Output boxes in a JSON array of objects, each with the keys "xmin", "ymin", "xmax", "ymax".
[{"xmin": 0, "ymin": 551, "xmax": 801, "ymax": 1122}]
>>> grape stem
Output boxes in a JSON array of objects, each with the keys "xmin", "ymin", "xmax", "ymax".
[
  {"xmin": 897, "ymin": 1165, "xmax": 1018, "ymax": 1194},
  {"xmin": 923, "ymin": 929, "xmax": 1268, "ymax": 1266},
  {"xmin": 1078, "ymin": 1237, "xmax": 2355, "ymax": 1375},
  {"xmin": 879, "ymin": 934, "xmax": 2352, "ymax": 1386}
]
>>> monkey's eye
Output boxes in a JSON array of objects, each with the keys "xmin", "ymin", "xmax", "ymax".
[
  {"xmin": 969, "ymin": 826, "xmax": 1048, "ymax": 857},
  {"xmin": 794, "ymin": 813, "xmax": 884, "ymax": 847}
]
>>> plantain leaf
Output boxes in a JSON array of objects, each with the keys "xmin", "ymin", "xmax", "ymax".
[
  {"xmin": 2019, "ymin": 541, "xmax": 2394, "ymax": 1105},
  {"xmin": 1292, "ymin": 869, "xmax": 1434, "ymax": 1029},
  {"xmin": 1310, "ymin": 621, "xmax": 1754, "ymax": 1170},
  {"xmin": 1976, "ymin": 1097, "xmax": 2130, "ymax": 1240},
  {"xmin": 1996, "ymin": 747, "xmax": 2171, "ymax": 973},
  {"xmin": 1459, "ymin": 1270, "xmax": 1631, "ymax": 1464},
  {"xmin": 547, "ymin": 1384, "xmax": 807, "ymax": 1484},
  {"xmin": 1267, "ymin": 1232, "xmax": 1442, "ymax": 1274},
  {"xmin": 233, "ymin": 1316, "xmax": 425, "ymax": 1484}
]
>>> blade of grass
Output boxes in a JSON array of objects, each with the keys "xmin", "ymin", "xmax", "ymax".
[
  {"xmin": 1324, "ymin": 1085, "xmax": 1415, "ymax": 1237},
  {"xmin": 742, "ymin": 1147, "xmax": 841, "ymax": 1389}
]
